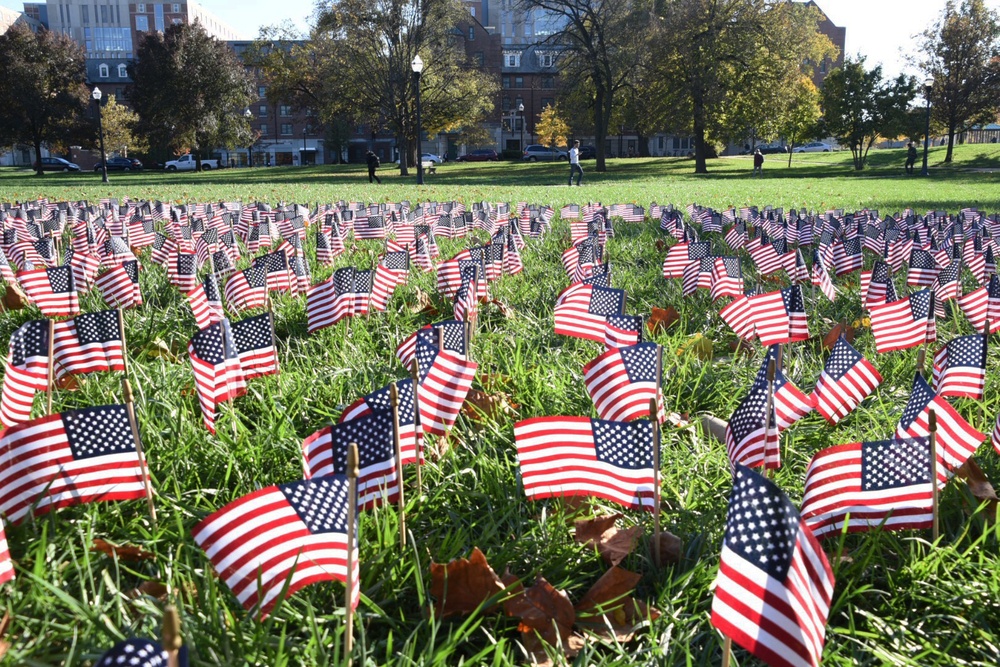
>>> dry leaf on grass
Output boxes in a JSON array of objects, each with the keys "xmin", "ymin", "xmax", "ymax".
[
  {"xmin": 728, "ymin": 339, "xmax": 755, "ymax": 357},
  {"xmin": 574, "ymin": 566, "xmax": 662, "ymax": 642},
  {"xmin": 4, "ymin": 285, "xmax": 28, "ymax": 311},
  {"xmin": 574, "ymin": 514, "xmax": 642, "ymax": 566},
  {"xmin": 647, "ymin": 307, "xmax": 679, "ymax": 335},
  {"xmin": 655, "ymin": 531, "xmax": 684, "ymax": 564},
  {"xmin": 503, "ymin": 576, "xmax": 579, "ymax": 659},
  {"xmin": 676, "ymin": 333, "xmax": 714, "ymax": 360},
  {"xmin": 655, "ymin": 239, "xmax": 667, "ymax": 252},
  {"xmin": 129, "ymin": 580, "xmax": 169, "ymax": 602},
  {"xmin": 430, "ymin": 547, "xmax": 507, "ymax": 617},
  {"xmin": 55, "ymin": 375, "xmax": 81, "ymax": 391},
  {"xmin": 142, "ymin": 338, "xmax": 181, "ymax": 363},
  {"xmin": 408, "ymin": 289, "xmax": 437, "ymax": 316},
  {"xmin": 489, "ymin": 299, "xmax": 512, "ymax": 317},
  {"xmin": 462, "ymin": 388, "xmax": 518, "ymax": 422},
  {"xmin": 821, "ymin": 322, "xmax": 855, "ymax": 350},
  {"xmin": 91, "ymin": 539, "xmax": 155, "ymax": 562},
  {"xmin": 956, "ymin": 458, "xmax": 998, "ymax": 520}
]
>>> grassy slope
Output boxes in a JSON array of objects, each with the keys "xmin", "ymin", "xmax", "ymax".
[{"xmin": 0, "ymin": 145, "xmax": 999, "ymax": 666}]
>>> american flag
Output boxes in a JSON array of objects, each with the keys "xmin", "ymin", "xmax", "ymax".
[
  {"xmin": 302, "ymin": 411, "xmax": 399, "ymax": 510},
  {"xmin": 94, "ymin": 638, "xmax": 179, "ymax": 667},
  {"xmin": 127, "ymin": 217, "xmax": 156, "ymax": 248},
  {"xmin": 748, "ymin": 286, "xmax": 809, "ymax": 346},
  {"xmin": 355, "ymin": 213, "xmax": 387, "ymax": 240},
  {"xmin": 604, "ymin": 314, "xmax": 643, "ymax": 349},
  {"xmin": 0, "ymin": 516, "xmax": 12, "ymax": 585},
  {"xmin": 315, "ymin": 229, "xmax": 343, "ymax": 266},
  {"xmin": 95, "ymin": 260, "xmax": 142, "ymax": 309},
  {"xmin": 725, "ymin": 371, "xmax": 780, "ymax": 470},
  {"xmin": 65, "ymin": 250, "xmax": 98, "ymax": 293},
  {"xmin": 210, "ymin": 249, "xmax": 236, "ymax": 282},
  {"xmin": 453, "ymin": 272, "xmax": 480, "ymax": 322},
  {"xmin": 230, "ymin": 313, "xmax": 279, "ymax": 380},
  {"xmin": 749, "ymin": 237, "xmax": 793, "ymax": 276},
  {"xmin": 662, "ymin": 241, "xmax": 711, "ymax": 278},
  {"xmin": 682, "ymin": 256, "xmax": 715, "ymax": 296},
  {"xmin": 561, "ymin": 204, "xmax": 580, "ymax": 219},
  {"xmin": 151, "ymin": 232, "xmax": 176, "ymax": 265},
  {"xmin": 191, "ymin": 475, "xmax": 359, "ymax": 618},
  {"xmin": 413, "ymin": 338, "xmax": 477, "ymax": 437},
  {"xmin": 710, "ymin": 257, "xmax": 744, "ymax": 301},
  {"xmin": 0, "ymin": 404, "xmax": 147, "ymax": 524},
  {"xmin": 101, "ymin": 236, "xmax": 137, "ymax": 268},
  {"xmin": 811, "ymin": 335, "xmax": 882, "ymax": 425},
  {"xmin": 832, "ymin": 237, "xmax": 863, "ymax": 275},
  {"xmin": 0, "ymin": 247, "xmax": 17, "ymax": 284},
  {"xmin": 188, "ymin": 320, "xmax": 247, "ymax": 433},
  {"xmin": 437, "ymin": 256, "xmax": 485, "ymax": 298},
  {"xmin": 801, "ymin": 437, "xmax": 934, "ymax": 540},
  {"xmin": 810, "ymin": 251, "xmax": 836, "ymax": 302},
  {"xmin": 167, "ymin": 252, "xmax": 198, "ymax": 293},
  {"xmin": 254, "ymin": 251, "xmax": 293, "ymax": 294},
  {"xmin": 895, "ymin": 372, "xmax": 985, "ymax": 488},
  {"xmin": 340, "ymin": 378, "xmax": 423, "ymax": 464},
  {"xmin": 554, "ymin": 283, "xmax": 626, "ymax": 342},
  {"xmin": 513, "ymin": 416, "xmax": 656, "ymax": 511},
  {"xmin": 869, "ymin": 289, "xmax": 934, "ymax": 354},
  {"xmin": 860, "ymin": 261, "xmax": 892, "ymax": 307},
  {"xmin": 224, "ymin": 264, "xmax": 268, "ymax": 312},
  {"xmin": 724, "ymin": 222, "xmax": 748, "ymax": 252},
  {"xmin": 719, "ymin": 292, "xmax": 757, "ymax": 341},
  {"xmin": 932, "ymin": 334, "xmax": 986, "ymax": 400},
  {"xmin": 933, "ymin": 261, "xmax": 962, "ymax": 305},
  {"xmin": 583, "ymin": 343, "xmax": 665, "ymax": 423},
  {"xmin": 759, "ymin": 348, "xmax": 814, "ymax": 433},
  {"xmin": 52, "ymin": 310, "xmax": 125, "ymax": 378},
  {"xmin": 17, "ymin": 265, "xmax": 79, "ymax": 316},
  {"xmin": 907, "ymin": 248, "xmax": 940, "ymax": 287},
  {"xmin": 1, "ymin": 320, "xmax": 50, "ymax": 427},
  {"xmin": 395, "ymin": 321, "xmax": 468, "ymax": 370},
  {"xmin": 955, "ymin": 275, "xmax": 1000, "ymax": 334},
  {"xmin": 380, "ymin": 246, "xmax": 410, "ymax": 286},
  {"xmin": 710, "ymin": 464, "xmax": 834, "ymax": 667},
  {"xmin": 305, "ymin": 267, "xmax": 358, "ymax": 333}
]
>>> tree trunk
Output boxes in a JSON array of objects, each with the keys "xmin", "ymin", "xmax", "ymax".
[
  {"xmin": 787, "ymin": 140, "xmax": 794, "ymax": 168},
  {"xmin": 194, "ymin": 150, "xmax": 203, "ymax": 172},
  {"xmin": 637, "ymin": 132, "xmax": 649, "ymax": 157},
  {"xmin": 398, "ymin": 133, "xmax": 409, "ymax": 176},
  {"xmin": 692, "ymin": 88, "xmax": 707, "ymax": 174},
  {"xmin": 33, "ymin": 139, "xmax": 44, "ymax": 177},
  {"xmin": 595, "ymin": 87, "xmax": 607, "ymax": 172},
  {"xmin": 945, "ymin": 119, "xmax": 956, "ymax": 163}
]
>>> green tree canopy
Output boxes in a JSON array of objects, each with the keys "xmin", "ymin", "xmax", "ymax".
[
  {"xmin": 128, "ymin": 23, "xmax": 255, "ymax": 169},
  {"xmin": 98, "ymin": 94, "xmax": 147, "ymax": 158},
  {"xmin": 0, "ymin": 24, "xmax": 90, "ymax": 176}
]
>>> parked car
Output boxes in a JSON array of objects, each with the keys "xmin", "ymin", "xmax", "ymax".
[
  {"xmin": 164, "ymin": 154, "xmax": 221, "ymax": 171},
  {"xmin": 457, "ymin": 149, "xmax": 499, "ymax": 162},
  {"xmin": 578, "ymin": 145, "xmax": 597, "ymax": 159},
  {"xmin": 33, "ymin": 157, "xmax": 80, "ymax": 172},
  {"xmin": 394, "ymin": 153, "xmax": 444, "ymax": 165},
  {"xmin": 95, "ymin": 157, "xmax": 142, "ymax": 172},
  {"xmin": 522, "ymin": 145, "xmax": 568, "ymax": 162},
  {"xmin": 793, "ymin": 141, "xmax": 833, "ymax": 153}
]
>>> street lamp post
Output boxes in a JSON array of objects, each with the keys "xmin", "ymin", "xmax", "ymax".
[
  {"xmin": 302, "ymin": 127, "xmax": 307, "ymax": 165},
  {"xmin": 92, "ymin": 87, "xmax": 109, "ymax": 184},
  {"xmin": 244, "ymin": 108, "xmax": 253, "ymax": 168},
  {"xmin": 517, "ymin": 102, "xmax": 524, "ymax": 152},
  {"xmin": 411, "ymin": 54, "xmax": 424, "ymax": 185},
  {"xmin": 921, "ymin": 78, "xmax": 933, "ymax": 177}
]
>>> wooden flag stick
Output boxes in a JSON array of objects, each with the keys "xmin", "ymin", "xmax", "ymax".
[
  {"xmin": 122, "ymin": 376, "xmax": 157, "ymax": 524},
  {"xmin": 45, "ymin": 318, "xmax": 56, "ymax": 415},
  {"xmin": 464, "ymin": 319, "xmax": 473, "ymax": 363},
  {"xmin": 916, "ymin": 346, "xmax": 926, "ymax": 379},
  {"xmin": 389, "ymin": 383, "xmax": 406, "ymax": 549},
  {"xmin": 653, "ymin": 344, "xmax": 664, "ymax": 566},
  {"xmin": 410, "ymin": 359, "xmax": 423, "ymax": 494},
  {"xmin": 162, "ymin": 604, "xmax": 182, "ymax": 667},
  {"xmin": 765, "ymin": 358, "xmax": 776, "ymax": 478},
  {"xmin": 929, "ymin": 409, "xmax": 939, "ymax": 542},
  {"xmin": 721, "ymin": 635, "xmax": 732, "ymax": 667},
  {"xmin": 345, "ymin": 441, "xmax": 359, "ymax": 667}
]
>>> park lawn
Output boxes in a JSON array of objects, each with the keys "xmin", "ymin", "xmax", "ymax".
[{"xmin": 1, "ymin": 143, "xmax": 1000, "ymax": 665}]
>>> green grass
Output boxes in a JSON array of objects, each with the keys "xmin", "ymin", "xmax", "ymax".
[{"xmin": 2, "ymin": 144, "xmax": 1000, "ymax": 665}]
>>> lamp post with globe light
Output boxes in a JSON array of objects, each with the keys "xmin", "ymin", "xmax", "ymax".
[
  {"xmin": 245, "ymin": 108, "xmax": 253, "ymax": 168},
  {"xmin": 921, "ymin": 78, "xmax": 933, "ymax": 177},
  {"xmin": 92, "ymin": 87, "xmax": 109, "ymax": 184},
  {"xmin": 412, "ymin": 54, "xmax": 424, "ymax": 185},
  {"xmin": 518, "ymin": 102, "xmax": 525, "ymax": 152}
]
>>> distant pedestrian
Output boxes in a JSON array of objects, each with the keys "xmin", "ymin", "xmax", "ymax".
[
  {"xmin": 366, "ymin": 150, "xmax": 381, "ymax": 184},
  {"xmin": 568, "ymin": 140, "xmax": 583, "ymax": 186},
  {"xmin": 905, "ymin": 142, "xmax": 918, "ymax": 175},
  {"xmin": 752, "ymin": 149, "xmax": 764, "ymax": 177}
]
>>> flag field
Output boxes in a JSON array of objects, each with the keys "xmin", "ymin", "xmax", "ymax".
[{"xmin": 2, "ymin": 149, "xmax": 1000, "ymax": 664}]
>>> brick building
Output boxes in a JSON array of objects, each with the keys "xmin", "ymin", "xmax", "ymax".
[{"xmin": 805, "ymin": 1, "xmax": 845, "ymax": 89}]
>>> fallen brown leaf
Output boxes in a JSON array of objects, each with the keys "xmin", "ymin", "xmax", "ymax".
[
  {"xmin": 504, "ymin": 576, "xmax": 577, "ymax": 656},
  {"xmin": 574, "ymin": 514, "xmax": 643, "ymax": 566},
  {"xmin": 956, "ymin": 458, "xmax": 998, "ymax": 521},
  {"xmin": 55, "ymin": 375, "xmax": 81, "ymax": 391},
  {"xmin": 489, "ymin": 299, "xmax": 512, "ymax": 317},
  {"xmin": 676, "ymin": 333, "xmax": 714, "ymax": 360},
  {"xmin": 129, "ymin": 580, "xmax": 169, "ymax": 602},
  {"xmin": 462, "ymin": 388, "xmax": 518, "ymax": 422},
  {"xmin": 655, "ymin": 531, "xmax": 684, "ymax": 564},
  {"xmin": 574, "ymin": 566, "xmax": 661, "ymax": 643},
  {"xmin": 3, "ymin": 284, "xmax": 28, "ymax": 311},
  {"xmin": 647, "ymin": 307, "xmax": 679, "ymax": 335},
  {"xmin": 728, "ymin": 339, "xmax": 755, "ymax": 357},
  {"xmin": 655, "ymin": 239, "xmax": 667, "ymax": 252},
  {"xmin": 821, "ymin": 322, "xmax": 855, "ymax": 351},
  {"xmin": 408, "ymin": 289, "xmax": 436, "ymax": 315},
  {"xmin": 91, "ymin": 539, "xmax": 155, "ymax": 562},
  {"xmin": 142, "ymin": 338, "xmax": 181, "ymax": 363},
  {"xmin": 430, "ymin": 547, "xmax": 506, "ymax": 617}
]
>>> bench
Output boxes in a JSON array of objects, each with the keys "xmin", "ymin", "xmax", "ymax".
[{"xmin": 421, "ymin": 161, "xmax": 437, "ymax": 175}]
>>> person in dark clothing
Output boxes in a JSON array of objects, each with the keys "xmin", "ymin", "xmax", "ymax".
[
  {"xmin": 905, "ymin": 142, "xmax": 918, "ymax": 175},
  {"xmin": 752, "ymin": 149, "xmax": 764, "ymax": 177},
  {"xmin": 366, "ymin": 151, "xmax": 381, "ymax": 184}
]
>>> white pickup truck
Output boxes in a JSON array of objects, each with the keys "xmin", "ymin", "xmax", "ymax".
[{"xmin": 164, "ymin": 154, "xmax": 220, "ymax": 171}]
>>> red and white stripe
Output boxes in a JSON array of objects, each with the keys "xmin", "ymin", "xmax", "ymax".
[
  {"xmin": 582, "ymin": 346, "xmax": 666, "ymax": 423},
  {"xmin": 418, "ymin": 349, "xmax": 477, "ymax": 437}
]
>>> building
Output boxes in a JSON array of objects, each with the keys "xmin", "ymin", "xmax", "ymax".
[
  {"xmin": 805, "ymin": 1, "xmax": 845, "ymax": 89},
  {"xmin": 0, "ymin": 5, "xmax": 43, "ymax": 34}
]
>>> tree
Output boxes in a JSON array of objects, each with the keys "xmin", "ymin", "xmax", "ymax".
[
  {"xmin": 821, "ymin": 57, "xmax": 915, "ymax": 171},
  {"xmin": 98, "ymin": 95, "xmax": 147, "ymax": 157},
  {"xmin": 128, "ymin": 23, "xmax": 255, "ymax": 171},
  {"xmin": 252, "ymin": 1, "xmax": 497, "ymax": 175},
  {"xmin": 916, "ymin": 0, "xmax": 1000, "ymax": 163},
  {"xmin": 0, "ymin": 24, "xmax": 90, "ymax": 176},
  {"xmin": 647, "ymin": 0, "xmax": 835, "ymax": 173},
  {"xmin": 778, "ymin": 76, "xmax": 822, "ymax": 167},
  {"xmin": 518, "ymin": 0, "xmax": 645, "ymax": 172},
  {"xmin": 534, "ymin": 104, "xmax": 571, "ymax": 148}
]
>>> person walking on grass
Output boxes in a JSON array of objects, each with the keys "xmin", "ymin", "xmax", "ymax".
[
  {"xmin": 568, "ymin": 140, "xmax": 583, "ymax": 186},
  {"xmin": 752, "ymin": 148, "xmax": 764, "ymax": 177},
  {"xmin": 905, "ymin": 142, "xmax": 918, "ymax": 175},
  {"xmin": 366, "ymin": 150, "xmax": 382, "ymax": 184}
]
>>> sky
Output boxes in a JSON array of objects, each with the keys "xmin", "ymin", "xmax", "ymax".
[{"xmin": 4, "ymin": 0, "xmax": 1000, "ymax": 78}]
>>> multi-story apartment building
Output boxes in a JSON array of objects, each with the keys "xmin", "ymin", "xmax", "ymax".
[{"xmin": 805, "ymin": 1, "xmax": 845, "ymax": 89}]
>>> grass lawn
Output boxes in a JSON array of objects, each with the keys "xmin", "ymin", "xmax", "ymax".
[{"xmin": 1, "ymin": 143, "xmax": 1000, "ymax": 665}]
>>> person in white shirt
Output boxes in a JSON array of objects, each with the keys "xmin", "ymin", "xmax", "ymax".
[{"xmin": 568, "ymin": 140, "xmax": 583, "ymax": 186}]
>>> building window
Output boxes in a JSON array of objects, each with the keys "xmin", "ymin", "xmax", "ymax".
[
  {"xmin": 502, "ymin": 96, "xmax": 511, "ymax": 111},
  {"xmin": 99, "ymin": 63, "xmax": 109, "ymax": 78},
  {"xmin": 468, "ymin": 26, "xmax": 474, "ymax": 40},
  {"xmin": 138, "ymin": 3, "xmax": 146, "ymax": 12},
  {"xmin": 280, "ymin": 123, "xmax": 293, "ymax": 135},
  {"xmin": 135, "ymin": 15, "xmax": 148, "ymax": 31},
  {"xmin": 258, "ymin": 85, "xmax": 266, "ymax": 97},
  {"xmin": 502, "ymin": 76, "xmax": 510, "ymax": 89},
  {"xmin": 538, "ymin": 53, "xmax": 553, "ymax": 67},
  {"xmin": 100, "ymin": 5, "xmax": 108, "ymax": 23},
  {"xmin": 505, "ymin": 53, "xmax": 520, "ymax": 68},
  {"xmin": 474, "ymin": 51, "xmax": 484, "ymax": 67},
  {"xmin": 658, "ymin": 136, "xmax": 664, "ymax": 150},
  {"xmin": 541, "ymin": 76, "xmax": 554, "ymax": 88},
  {"xmin": 154, "ymin": 4, "xmax": 164, "ymax": 31},
  {"xmin": 260, "ymin": 124, "xmax": 268, "ymax": 135},
  {"xmin": 279, "ymin": 105, "xmax": 292, "ymax": 116},
  {"xmin": 256, "ymin": 105, "xmax": 266, "ymax": 117},
  {"xmin": 514, "ymin": 97, "xmax": 523, "ymax": 109},
  {"xmin": 172, "ymin": 4, "xmax": 181, "ymax": 13},
  {"xmin": 514, "ymin": 76, "xmax": 523, "ymax": 88},
  {"xmin": 541, "ymin": 97, "xmax": 554, "ymax": 109},
  {"xmin": 820, "ymin": 60, "xmax": 827, "ymax": 74},
  {"xmin": 116, "ymin": 87, "xmax": 124, "ymax": 98},
  {"xmin": 81, "ymin": 5, "xmax": 89, "ymax": 24},
  {"xmin": 118, "ymin": 64, "xmax": 128, "ymax": 78}
]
